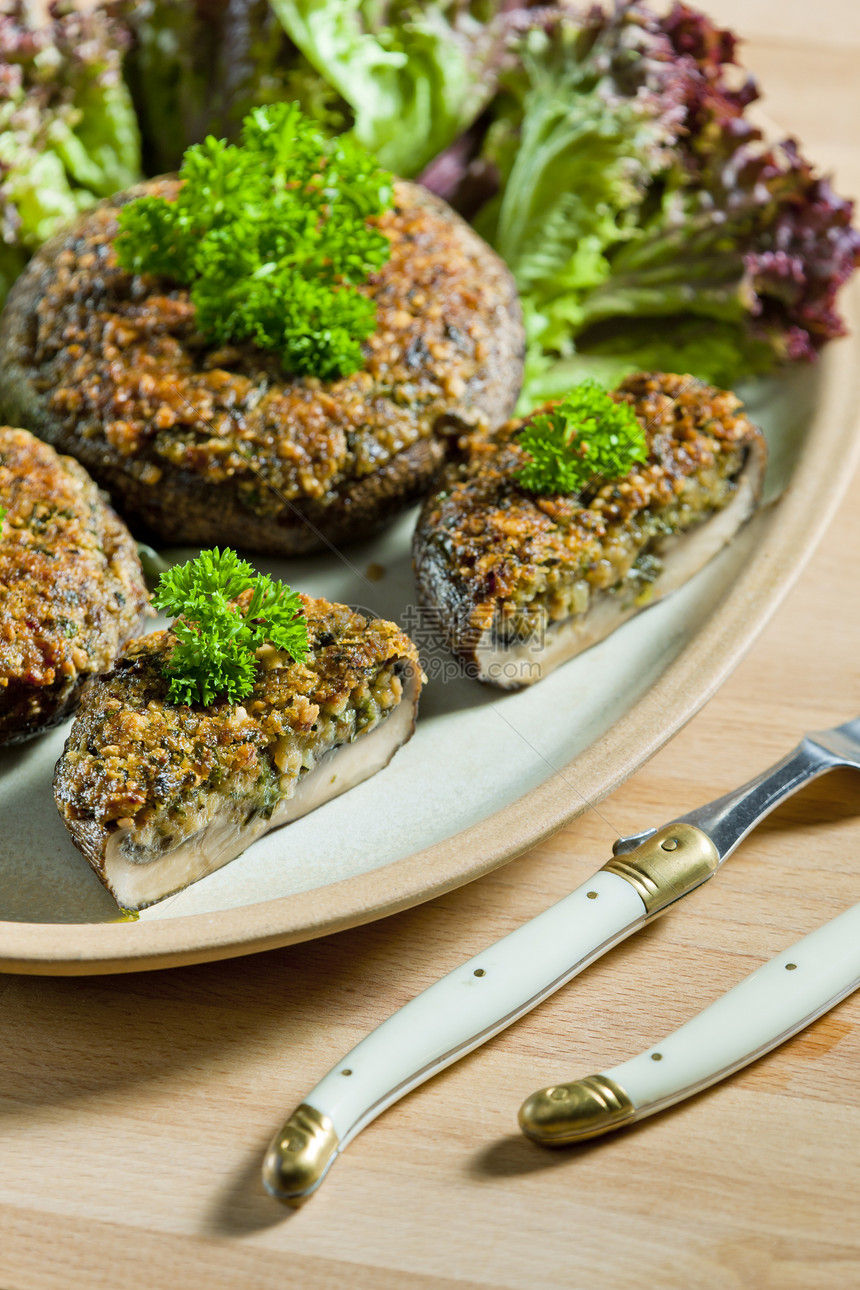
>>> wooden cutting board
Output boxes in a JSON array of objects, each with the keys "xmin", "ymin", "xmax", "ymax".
[{"xmin": 2, "ymin": 3, "xmax": 860, "ymax": 1286}]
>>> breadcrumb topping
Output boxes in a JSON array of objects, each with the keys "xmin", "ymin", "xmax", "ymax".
[
  {"xmin": 414, "ymin": 373, "xmax": 766, "ymax": 644},
  {"xmin": 29, "ymin": 180, "xmax": 518, "ymax": 513},
  {"xmin": 54, "ymin": 596, "xmax": 420, "ymax": 835},
  {"xmin": 0, "ymin": 426, "xmax": 147, "ymax": 740}
]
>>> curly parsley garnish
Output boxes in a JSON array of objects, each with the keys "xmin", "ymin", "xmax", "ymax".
[
  {"xmin": 115, "ymin": 103, "xmax": 394, "ymax": 380},
  {"xmin": 152, "ymin": 548, "xmax": 308, "ymax": 707},
  {"xmin": 0, "ymin": 505, "xmax": 5, "ymax": 533},
  {"xmin": 514, "ymin": 381, "xmax": 647, "ymax": 496}
]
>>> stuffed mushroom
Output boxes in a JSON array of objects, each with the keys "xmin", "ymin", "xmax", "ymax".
[
  {"xmin": 0, "ymin": 427, "xmax": 148, "ymax": 744},
  {"xmin": 0, "ymin": 177, "xmax": 523, "ymax": 555},
  {"xmin": 53, "ymin": 596, "xmax": 422, "ymax": 909},
  {"xmin": 413, "ymin": 373, "xmax": 767, "ymax": 689}
]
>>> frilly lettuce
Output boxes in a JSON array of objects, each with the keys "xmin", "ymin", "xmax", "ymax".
[
  {"xmin": 7, "ymin": 0, "xmax": 854, "ymax": 407},
  {"xmin": 424, "ymin": 2, "xmax": 860, "ymax": 408},
  {"xmin": 0, "ymin": 2, "xmax": 141, "ymax": 302}
]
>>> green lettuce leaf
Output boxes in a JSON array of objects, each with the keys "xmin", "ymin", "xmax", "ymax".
[
  {"xmin": 518, "ymin": 317, "xmax": 776, "ymax": 413},
  {"xmin": 269, "ymin": 0, "xmax": 508, "ymax": 175},
  {"xmin": 475, "ymin": 19, "xmax": 680, "ymax": 300}
]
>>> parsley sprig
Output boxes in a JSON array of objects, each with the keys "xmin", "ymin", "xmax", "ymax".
[
  {"xmin": 115, "ymin": 103, "xmax": 394, "ymax": 380},
  {"xmin": 514, "ymin": 381, "xmax": 647, "ymax": 496},
  {"xmin": 152, "ymin": 548, "xmax": 308, "ymax": 707}
]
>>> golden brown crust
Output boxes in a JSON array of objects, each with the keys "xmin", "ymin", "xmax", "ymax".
[
  {"xmin": 0, "ymin": 179, "xmax": 524, "ymax": 554},
  {"xmin": 53, "ymin": 595, "xmax": 421, "ymax": 833},
  {"xmin": 0, "ymin": 427, "xmax": 148, "ymax": 744},
  {"xmin": 413, "ymin": 372, "xmax": 766, "ymax": 657}
]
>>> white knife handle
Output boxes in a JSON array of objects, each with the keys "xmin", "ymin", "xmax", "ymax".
[
  {"xmin": 262, "ymin": 869, "xmax": 648, "ymax": 1203},
  {"xmin": 520, "ymin": 900, "xmax": 860, "ymax": 1145}
]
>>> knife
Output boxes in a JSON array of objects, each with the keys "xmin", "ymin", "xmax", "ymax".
[
  {"xmin": 262, "ymin": 716, "xmax": 860, "ymax": 1205},
  {"xmin": 519, "ymin": 897, "xmax": 860, "ymax": 1143}
]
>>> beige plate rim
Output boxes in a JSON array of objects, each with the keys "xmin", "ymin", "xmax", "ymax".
[{"xmin": 3, "ymin": 292, "xmax": 860, "ymax": 974}]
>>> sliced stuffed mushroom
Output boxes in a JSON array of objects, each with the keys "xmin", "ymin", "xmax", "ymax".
[
  {"xmin": 54, "ymin": 597, "xmax": 422, "ymax": 910},
  {"xmin": 413, "ymin": 373, "xmax": 767, "ymax": 689}
]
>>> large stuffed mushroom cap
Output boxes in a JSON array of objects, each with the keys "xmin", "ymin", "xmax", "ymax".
[{"xmin": 0, "ymin": 179, "xmax": 524, "ymax": 555}]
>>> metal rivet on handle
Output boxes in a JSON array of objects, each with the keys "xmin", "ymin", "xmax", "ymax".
[{"xmin": 661, "ymin": 838, "xmax": 679, "ymax": 852}]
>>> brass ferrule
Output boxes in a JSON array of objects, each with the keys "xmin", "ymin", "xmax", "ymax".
[
  {"xmin": 262, "ymin": 1103, "xmax": 340, "ymax": 1207},
  {"xmin": 519, "ymin": 1074, "xmax": 635, "ymax": 1145},
  {"xmin": 601, "ymin": 823, "xmax": 719, "ymax": 915}
]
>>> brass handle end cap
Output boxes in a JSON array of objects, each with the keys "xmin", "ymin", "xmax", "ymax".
[
  {"xmin": 519, "ymin": 1074, "xmax": 635, "ymax": 1146},
  {"xmin": 262, "ymin": 1103, "xmax": 340, "ymax": 1207}
]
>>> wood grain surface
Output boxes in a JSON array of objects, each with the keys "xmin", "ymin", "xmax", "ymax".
[{"xmin": 2, "ymin": 5, "xmax": 860, "ymax": 1286}]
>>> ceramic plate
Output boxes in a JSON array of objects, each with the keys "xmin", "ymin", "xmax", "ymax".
[{"xmin": 2, "ymin": 283, "xmax": 860, "ymax": 974}]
